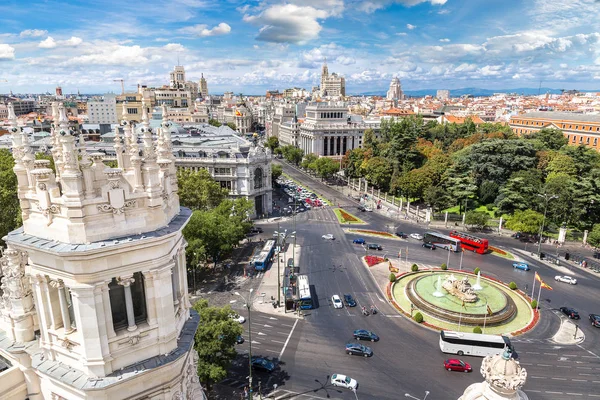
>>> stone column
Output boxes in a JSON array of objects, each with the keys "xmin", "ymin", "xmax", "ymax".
[
  {"xmin": 498, "ymin": 216, "xmax": 503, "ymax": 232},
  {"xmin": 31, "ymin": 275, "xmax": 52, "ymax": 351},
  {"xmin": 151, "ymin": 266, "xmax": 178, "ymax": 354},
  {"xmin": 50, "ymin": 280, "xmax": 74, "ymax": 334},
  {"xmin": 100, "ymin": 281, "xmax": 116, "ymax": 338},
  {"xmin": 117, "ymin": 276, "xmax": 137, "ymax": 332},
  {"xmin": 583, "ymin": 229, "xmax": 589, "ymax": 245},
  {"xmin": 445, "ymin": 211, "xmax": 448, "ymax": 228},
  {"xmin": 558, "ymin": 227, "xmax": 567, "ymax": 244}
]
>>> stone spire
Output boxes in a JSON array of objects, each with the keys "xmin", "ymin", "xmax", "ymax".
[
  {"xmin": 57, "ymin": 102, "xmax": 84, "ymax": 202},
  {"xmin": 140, "ymin": 98, "xmax": 157, "ymax": 160},
  {"xmin": 50, "ymin": 102, "xmax": 63, "ymax": 181},
  {"xmin": 8, "ymin": 103, "xmax": 30, "ymax": 195}
]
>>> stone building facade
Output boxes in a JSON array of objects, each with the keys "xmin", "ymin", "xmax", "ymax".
[{"xmin": 0, "ymin": 102, "xmax": 205, "ymax": 400}]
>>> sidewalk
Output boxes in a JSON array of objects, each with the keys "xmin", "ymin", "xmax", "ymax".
[{"xmin": 552, "ymin": 318, "xmax": 585, "ymax": 345}]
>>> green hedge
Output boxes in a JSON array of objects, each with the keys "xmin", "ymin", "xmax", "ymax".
[
  {"xmin": 473, "ymin": 267, "xmax": 481, "ymax": 274},
  {"xmin": 440, "ymin": 263, "xmax": 447, "ymax": 270},
  {"xmin": 389, "ymin": 273, "xmax": 396, "ymax": 282},
  {"xmin": 414, "ymin": 312, "xmax": 423, "ymax": 323},
  {"xmin": 411, "ymin": 264, "xmax": 419, "ymax": 272},
  {"xmin": 473, "ymin": 326, "xmax": 482, "ymax": 334},
  {"xmin": 531, "ymin": 300, "xmax": 538, "ymax": 309},
  {"xmin": 509, "ymin": 281, "xmax": 517, "ymax": 290}
]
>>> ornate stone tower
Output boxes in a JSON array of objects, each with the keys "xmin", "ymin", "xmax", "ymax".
[
  {"xmin": 0, "ymin": 102, "xmax": 205, "ymax": 399},
  {"xmin": 458, "ymin": 350, "xmax": 528, "ymax": 400}
]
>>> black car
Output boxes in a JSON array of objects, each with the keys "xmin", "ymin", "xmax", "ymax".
[
  {"xmin": 345, "ymin": 343, "xmax": 373, "ymax": 357},
  {"xmin": 422, "ymin": 243, "xmax": 436, "ymax": 250},
  {"xmin": 367, "ymin": 243, "xmax": 382, "ymax": 250},
  {"xmin": 589, "ymin": 314, "xmax": 600, "ymax": 327},
  {"xmin": 560, "ymin": 307, "xmax": 580, "ymax": 319},
  {"xmin": 344, "ymin": 294, "xmax": 357, "ymax": 307},
  {"xmin": 251, "ymin": 357, "xmax": 276, "ymax": 372},
  {"xmin": 236, "ymin": 335, "xmax": 245, "ymax": 344},
  {"xmin": 353, "ymin": 329, "xmax": 379, "ymax": 342},
  {"xmin": 250, "ymin": 226, "xmax": 263, "ymax": 234},
  {"xmin": 395, "ymin": 231, "xmax": 408, "ymax": 239},
  {"xmin": 357, "ymin": 205, "xmax": 366, "ymax": 212}
]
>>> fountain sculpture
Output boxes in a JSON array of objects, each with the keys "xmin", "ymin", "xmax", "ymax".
[
  {"xmin": 433, "ymin": 275, "xmax": 445, "ymax": 297},
  {"xmin": 442, "ymin": 274, "xmax": 478, "ymax": 303},
  {"xmin": 473, "ymin": 270, "xmax": 483, "ymax": 291}
]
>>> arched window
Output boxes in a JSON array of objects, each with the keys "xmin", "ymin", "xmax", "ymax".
[{"xmin": 254, "ymin": 167, "xmax": 264, "ymax": 189}]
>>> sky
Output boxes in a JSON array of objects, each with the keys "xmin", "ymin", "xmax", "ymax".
[{"xmin": 1, "ymin": 0, "xmax": 600, "ymax": 95}]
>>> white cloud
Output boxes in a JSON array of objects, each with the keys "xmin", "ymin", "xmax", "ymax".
[
  {"xmin": 39, "ymin": 37, "xmax": 57, "ymax": 49},
  {"xmin": 439, "ymin": 38, "xmax": 450, "ymax": 42},
  {"xmin": 20, "ymin": 29, "xmax": 48, "ymax": 38},
  {"xmin": 299, "ymin": 43, "xmax": 345, "ymax": 67},
  {"xmin": 179, "ymin": 22, "xmax": 232, "ymax": 37},
  {"xmin": 243, "ymin": 4, "xmax": 330, "ymax": 44},
  {"xmin": 358, "ymin": 0, "xmax": 447, "ymax": 14},
  {"xmin": 64, "ymin": 37, "xmax": 83, "ymax": 47},
  {"xmin": 406, "ymin": 24, "xmax": 416, "ymax": 30},
  {"xmin": 396, "ymin": 32, "xmax": 407, "ymax": 36},
  {"xmin": 69, "ymin": 44, "xmax": 150, "ymax": 66},
  {"xmin": 163, "ymin": 43, "xmax": 185, "ymax": 52},
  {"xmin": 336, "ymin": 56, "xmax": 356, "ymax": 65},
  {"xmin": 0, "ymin": 44, "xmax": 15, "ymax": 60}
]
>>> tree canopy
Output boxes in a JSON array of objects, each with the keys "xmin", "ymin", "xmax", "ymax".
[
  {"xmin": 177, "ymin": 168, "xmax": 228, "ymax": 211},
  {"xmin": 0, "ymin": 149, "xmax": 20, "ymax": 246}
]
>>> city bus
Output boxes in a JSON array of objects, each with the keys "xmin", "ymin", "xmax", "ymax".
[
  {"xmin": 423, "ymin": 232, "xmax": 461, "ymax": 252},
  {"xmin": 252, "ymin": 240, "xmax": 275, "ymax": 271},
  {"xmin": 297, "ymin": 274, "xmax": 313, "ymax": 310},
  {"xmin": 449, "ymin": 230, "xmax": 489, "ymax": 254},
  {"xmin": 439, "ymin": 330, "xmax": 517, "ymax": 358}
]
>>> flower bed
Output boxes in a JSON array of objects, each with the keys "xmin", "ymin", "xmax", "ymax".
[
  {"xmin": 351, "ymin": 229, "xmax": 395, "ymax": 238},
  {"xmin": 489, "ymin": 245, "xmax": 507, "ymax": 255},
  {"xmin": 511, "ymin": 308, "xmax": 540, "ymax": 336},
  {"xmin": 364, "ymin": 255, "xmax": 386, "ymax": 267},
  {"xmin": 339, "ymin": 209, "xmax": 358, "ymax": 222}
]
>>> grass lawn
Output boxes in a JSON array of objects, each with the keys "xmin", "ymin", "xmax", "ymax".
[
  {"xmin": 333, "ymin": 208, "xmax": 366, "ymax": 225},
  {"xmin": 474, "ymin": 205, "xmax": 497, "ymax": 217},
  {"xmin": 442, "ymin": 205, "xmax": 461, "ymax": 214}
]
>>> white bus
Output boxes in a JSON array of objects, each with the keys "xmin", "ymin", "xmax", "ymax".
[
  {"xmin": 297, "ymin": 274, "xmax": 313, "ymax": 310},
  {"xmin": 439, "ymin": 330, "xmax": 517, "ymax": 358},
  {"xmin": 424, "ymin": 232, "xmax": 461, "ymax": 252}
]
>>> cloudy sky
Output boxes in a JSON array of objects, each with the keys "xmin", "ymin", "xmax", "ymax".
[{"xmin": 1, "ymin": 0, "xmax": 600, "ymax": 94}]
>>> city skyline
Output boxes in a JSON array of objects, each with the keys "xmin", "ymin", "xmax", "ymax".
[{"xmin": 1, "ymin": 0, "xmax": 600, "ymax": 94}]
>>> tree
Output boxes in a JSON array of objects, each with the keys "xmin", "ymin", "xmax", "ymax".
[
  {"xmin": 280, "ymin": 145, "xmax": 303, "ymax": 165},
  {"xmin": 528, "ymin": 128, "xmax": 568, "ymax": 150},
  {"xmin": 588, "ymin": 224, "xmax": 600, "ymax": 248},
  {"xmin": 271, "ymin": 164, "xmax": 282, "ymax": 184},
  {"xmin": 560, "ymin": 144, "xmax": 600, "ymax": 176},
  {"xmin": 544, "ymin": 173, "xmax": 576, "ymax": 226},
  {"xmin": 465, "ymin": 211, "xmax": 490, "ymax": 230},
  {"xmin": 505, "ymin": 209, "xmax": 544, "ymax": 234},
  {"xmin": 177, "ymin": 168, "xmax": 228, "ymax": 211},
  {"xmin": 444, "ymin": 174, "xmax": 477, "ymax": 213},
  {"xmin": 314, "ymin": 157, "xmax": 339, "ymax": 180},
  {"xmin": 363, "ymin": 156, "xmax": 393, "ymax": 191},
  {"xmin": 192, "ymin": 299, "xmax": 243, "ymax": 394},
  {"xmin": 393, "ymin": 168, "xmax": 432, "ymax": 201},
  {"xmin": 208, "ymin": 119, "xmax": 222, "ymax": 127},
  {"xmin": 226, "ymin": 122, "xmax": 237, "ymax": 131},
  {"xmin": 301, "ymin": 153, "xmax": 318, "ymax": 171},
  {"xmin": 478, "ymin": 180, "xmax": 499, "ymax": 205},
  {"xmin": 0, "ymin": 149, "xmax": 20, "ymax": 246},
  {"xmin": 424, "ymin": 185, "xmax": 450, "ymax": 212},
  {"xmin": 545, "ymin": 153, "xmax": 577, "ymax": 179},
  {"xmin": 496, "ymin": 169, "xmax": 543, "ymax": 215},
  {"xmin": 265, "ymin": 136, "xmax": 280, "ymax": 152}
]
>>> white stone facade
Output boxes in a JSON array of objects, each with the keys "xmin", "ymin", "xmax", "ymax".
[
  {"xmin": 0, "ymin": 102, "xmax": 205, "ymax": 400},
  {"xmin": 87, "ymin": 94, "xmax": 118, "ymax": 125},
  {"xmin": 320, "ymin": 61, "xmax": 346, "ymax": 97},
  {"xmin": 386, "ymin": 77, "xmax": 403, "ymax": 100}
]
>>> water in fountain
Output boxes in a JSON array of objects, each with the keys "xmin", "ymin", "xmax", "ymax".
[
  {"xmin": 433, "ymin": 275, "xmax": 445, "ymax": 297},
  {"xmin": 473, "ymin": 270, "xmax": 483, "ymax": 290}
]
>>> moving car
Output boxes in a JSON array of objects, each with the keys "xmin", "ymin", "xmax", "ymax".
[
  {"xmin": 332, "ymin": 295, "xmax": 343, "ymax": 309},
  {"xmin": 353, "ymin": 238, "xmax": 366, "ymax": 244},
  {"xmin": 555, "ymin": 275, "xmax": 577, "ymax": 285},
  {"xmin": 353, "ymin": 329, "xmax": 379, "ymax": 342},
  {"xmin": 345, "ymin": 343, "xmax": 373, "ymax": 357},
  {"xmin": 344, "ymin": 294, "xmax": 357, "ymax": 307},
  {"xmin": 364, "ymin": 206, "xmax": 373, "ymax": 212},
  {"xmin": 236, "ymin": 335, "xmax": 245, "ymax": 344},
  {"xmin": 251, "ymin": 357, "xmax": 276, "ymax": 372},
  {"xmin": 230, "ymin": 314, "xmax": 246, "ymax": 324},
  {"xmin": 330, "ymin": 374, "xmax": 358, "ymax": 390},
  {"xmin": 367, "ymin": 243, "xmax": 382, "ymax": 250},
  {"xmin": 249, "ymin": 226, "xmax": 263, "ymax": 234},
  {"xmin": 422, "ymin": 243, "xmax": 436, "ymax": 250},
  {"xmin": 410, "ymin": 233, "xmax": 424, "ymax": 240},
  {"xmin": 589, "ymin": 314, "xmax": 600, "ymax": 327},
  {"xmin": 395, "ymin": 231, "xmax": 408, "ymax": 239},
  {"xmin": 357, "ymin": 205, "xmax": 366, "ymax": 212},
  {"xmin": 513, "ymin": 262, "xmax": 530, "ymax": 271},
  {"xmin": 559, "ymin": 307, "xmax": 580, "ymax": 319},
  {"xmin": 322, "ymin": 234, "xmax": 335, "ymax": 240},
  {"xmin": 444, "ymin": 359, "xmax": 472, "ymax": 372}
]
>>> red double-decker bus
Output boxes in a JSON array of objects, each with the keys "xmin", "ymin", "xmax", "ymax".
[{"xmin": 449, "ymin": 231, "xmax": 489, "ymax": 254}]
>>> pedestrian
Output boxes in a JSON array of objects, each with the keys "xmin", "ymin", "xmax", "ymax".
[{"xmin": 244, "ymin": 386, "xmax": 249, "ymax": 399}]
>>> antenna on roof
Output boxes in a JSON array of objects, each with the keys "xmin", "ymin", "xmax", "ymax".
[{"xmin": 538, "ymin": 80, "xmax": 542, "ymax": 96}]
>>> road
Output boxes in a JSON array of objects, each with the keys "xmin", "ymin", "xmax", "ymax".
[{"xmin": 212, "ymin": 161, "xmax": 600, "ymax": 399}]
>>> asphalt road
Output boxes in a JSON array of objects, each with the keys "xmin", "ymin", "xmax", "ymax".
[{"xmin": 268, "ymin": 160, "xmax": 600, "ymax": 399}]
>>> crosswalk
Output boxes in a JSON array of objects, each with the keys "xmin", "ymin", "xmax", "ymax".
[{"xmin": 267, "ymin": 389, "xmax": 342, "ymax": 400}]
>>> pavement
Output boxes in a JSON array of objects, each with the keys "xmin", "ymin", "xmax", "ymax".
[{"xmin": 552, "ymin": 317, "xmax": 585, "ymax": 345}]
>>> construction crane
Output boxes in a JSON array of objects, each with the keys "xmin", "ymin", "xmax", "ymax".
[{"xmin": 113, "ymin": 78, "xmax": 124, "ymax": 95}]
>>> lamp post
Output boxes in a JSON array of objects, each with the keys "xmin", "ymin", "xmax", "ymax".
[
  {"xmin": 231, "ymin": 288, "xmax": 254, "ymax": 400},
  {"xmin": 537, "ymin": 194, "xmax": 558, "ymax": 258}
]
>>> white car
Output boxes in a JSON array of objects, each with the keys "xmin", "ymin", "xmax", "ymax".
[
  {"xmin": 410, "ymin": 233, "xmax": 424, "ymax": 240},
  {"xmin": 332, "ymin": 295, "xmax": 343, "ymax": 309},
  {"xmin": 364, "ymin": 206, "xmax": 373, "ymax": 212},
  {"xmin": 322, "ymin": 234, "xmax": 335, "ymax": 240},
  {"xmin": 555, "ymin": 275, "xmax": 577, "ymax": 285},
  {"xmin": 330, "ymin": 373, "xmax": 358, "ymax": 390},
  {"xmin": 230, "ymin": 314, "xmax": 246, "ymax": 323}
]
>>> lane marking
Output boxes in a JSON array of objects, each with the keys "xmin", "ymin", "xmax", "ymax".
[
  {"xmin": 271, "ymin": 340, "xmax": 286, "ymax": 344},
  {"xmin": 278, "ymin": 318, "xmax": 299, "ymax": 360},
  {"xmin": 551, "ymin": 377, "xmax": 567, "ymax": 380}
]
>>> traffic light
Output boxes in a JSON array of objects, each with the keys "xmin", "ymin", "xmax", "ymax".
[{"xmin": 565, "ymin": 253, "xmax": 570, "ymax": 260}]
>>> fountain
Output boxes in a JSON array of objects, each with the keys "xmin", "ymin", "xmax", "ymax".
[
  {"xmin": 433, "ymin": 275, "xmax": 444, "ymax": 297},
  {"xmin": 473, "ymin": 271, "xmax": 483, "ymax": 291}
]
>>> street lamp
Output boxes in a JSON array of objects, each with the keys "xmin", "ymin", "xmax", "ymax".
[
  {"xmin": 537, "ymin": 193, "xmax": 558, "ymax": 258},
  {"xmin": 232, "ymin": 288, "xmax": 254, "ymax": 400}
]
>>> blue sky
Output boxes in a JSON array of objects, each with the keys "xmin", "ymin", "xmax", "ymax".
[{"xmin": 1, "ymin": 0, "xmax": 600, "ymax": 94}]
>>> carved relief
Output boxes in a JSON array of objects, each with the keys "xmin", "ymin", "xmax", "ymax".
[
  {"xmin": 96, "ymin": 199, "xmax": 136, "ymax": 215},
  {"xmin": 36, "ymin": 202, "xmax": 60, "ymax": 217},
  {"xmin": 0, "ymin": 249, "xmax": 31, "ymax": 301},
  {"xmin": 60, "ymin": 337, "xmax": 76, "ymax": 351}
]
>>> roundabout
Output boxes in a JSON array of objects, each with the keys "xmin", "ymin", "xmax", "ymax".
[{"xmin": 389, "ymin": 270, "xmax": 537, "ymax": 335}]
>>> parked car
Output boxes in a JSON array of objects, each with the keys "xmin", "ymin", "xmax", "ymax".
[
  {"xmin": 395, "ymin": 231, "xmax": 408, "ymax": 239},
  {"xmin": 410, "ymin": 233, "xmax": 424, "ymax": 240},
  {"xmin": 555, "ymin": 275, "xmax": 577, "ymax": 285},
  {"xmin": 364, "ymin": 206, "xmax": 373, "ymax": 212},
  {"xmin": 322, "ymin": 234, "xmax": 335, "ymax": 240},
  {"xmin": 422, "ymin": 243, "xmax": 436, "ymax": 250},
  {"xmin": 357, "ymin": 205, "xmax": 366, "ymax": 212},
  {"xmin": 345, "ymin": 343, "xmax": 373, "ymax": 357},
  {"xmin": 332, "ymin": 295, "xmax": 343, "ymax": 309},
  {"xmin": 230, "ymin": 314, "xmax": 246, "ymax": 324},
  {"xmin": 236, "ymin": 335, "xmax": 245, "ymax": 344},
  {"xmin": 560, "ymin": 307, "xmax": 580, "ymax": 319},
  {"xmin": 330, "ymin": 374, "xmax": 358, "ymax": 390},
  {"xmin": 367, "ymin": 243, "xmax": 382, "ymax": 250},
  {"xmin": 353, "ymin": 329, "xmax": 379, "ymax": 342},
  {"xmin": 249, "ymin": 226, "xmax": 263, "ymax": 234},
  {"xmin": 344, "ymin": 294, "xmax": 357, "ymax": 307},
  {"xmin": 513, "ymin": 262, "xmax": 530, "ymax": 271},
  {"xmin": 353, "ymin": 238, "xmax": 366, "ymax": 244},
  {"xmin": 589, "ymin": 314, "xmax": 600, "ymax": 327},
  {"xmin": 444, "ymin": 359, "xmax": 472, "ymax": 372},
  {"xmin": 251, "ymin": 357, "xmax": 276, "ymax": 372}
]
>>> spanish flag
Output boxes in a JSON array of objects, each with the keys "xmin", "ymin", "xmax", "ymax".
[
  {"xmin": 235, "ymin": 110, "xmax": 242, "ymax": 116},
  {"xmin": 540, "ymin": 281, "xmax": 553, "ymax": 291},
  {"xmin": 535, "ymin": 272, "xmax": 542, "ymax": 283},
  {"xmin": 487, "ymin": 304, "xmax": 493, "ymax": 315}
]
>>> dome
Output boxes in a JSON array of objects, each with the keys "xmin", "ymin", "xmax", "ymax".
[{"xmin": 485, "ymin": 351, "xmax": 520, "ymax": 380}]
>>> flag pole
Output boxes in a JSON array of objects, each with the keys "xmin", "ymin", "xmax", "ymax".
[
  {"xmin": 531, "ymin": 273, "xmax": 537, "ymax": 299},
  {"xmin": 458, "ymin": 312, "xmax": 462, "ymax": 332},
  {"xmin": 536, "ymin": 280, "xmax": 543, "ymax": 306},
  {"xmin": 483, "ymin": 302, "xmax": 488, "ymax": 333}
]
